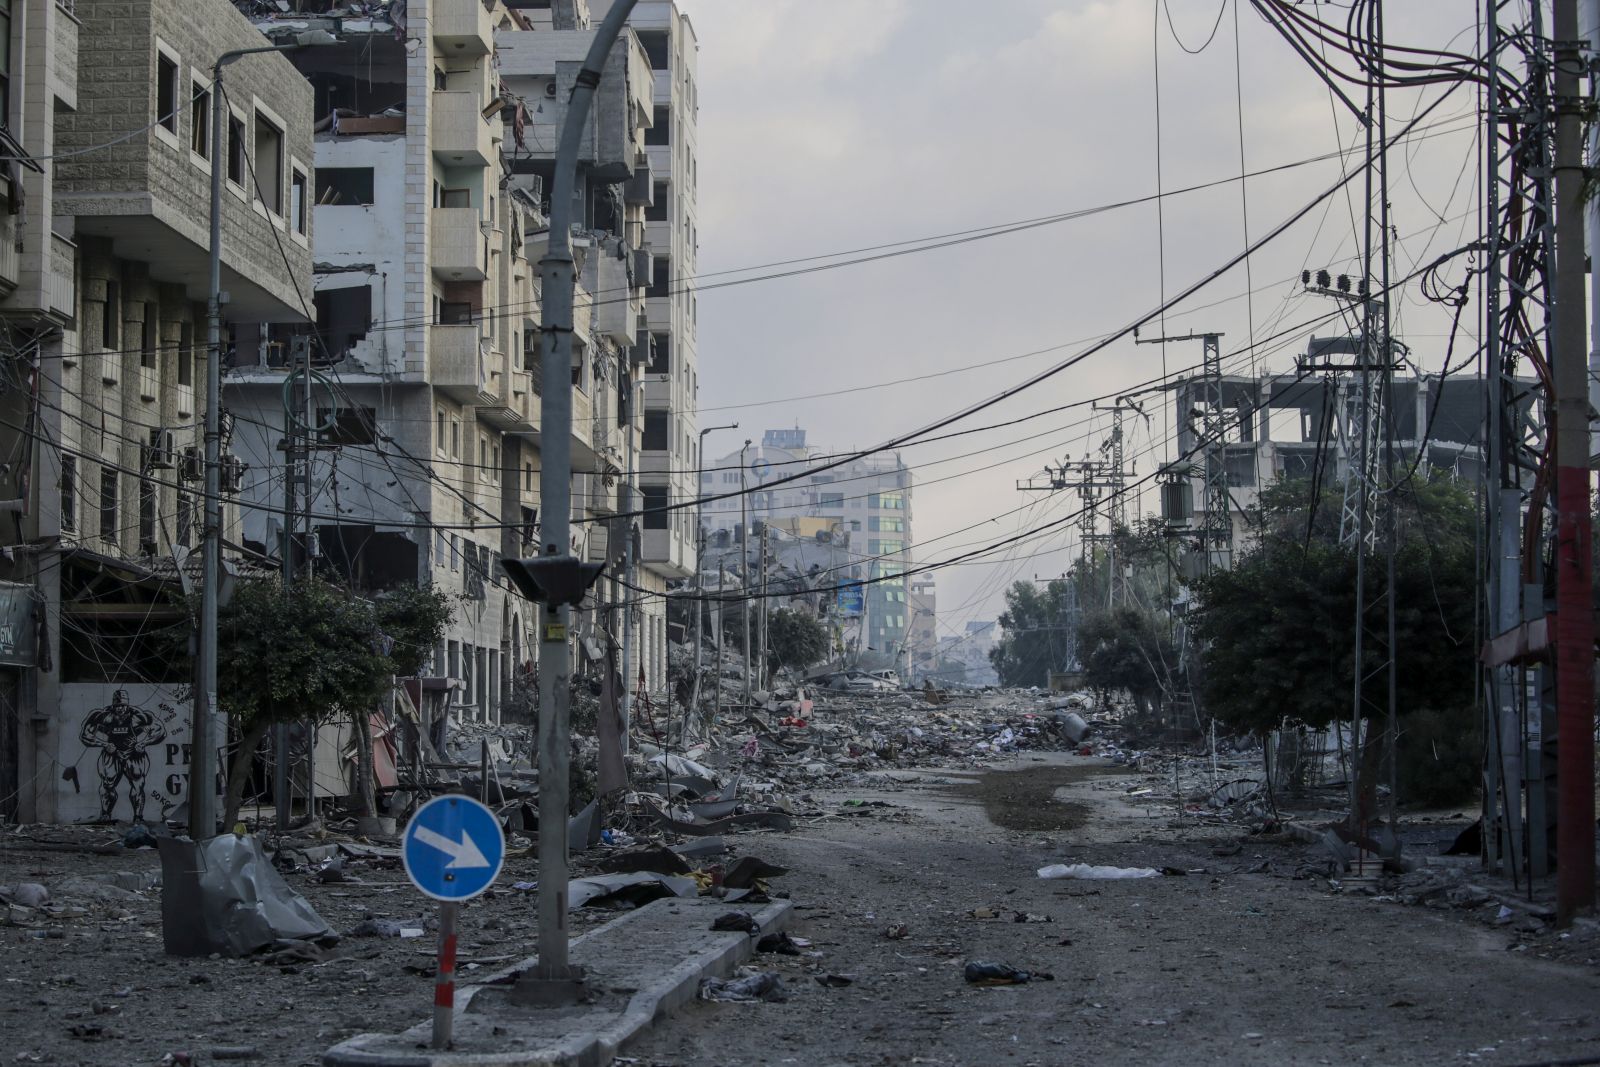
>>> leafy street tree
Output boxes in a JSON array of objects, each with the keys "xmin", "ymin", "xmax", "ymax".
[
  {"xmin": 190, "ymin": 577, "xmax": 453, "ymax": 828},
  {"xmin": 1078, "ymin": 605, "xmax": 1178, "ymax": 714},
  {"xmin": 1192, "ymin": 474, "xmax": 1479, "ymax": 804},
  {"xmin": 989, "ymin": 579, "xmax": 1073, "ymax": 688},
  {"xmin": 766, "ymin": 608, "xmax": 831, "ymax": 675}
]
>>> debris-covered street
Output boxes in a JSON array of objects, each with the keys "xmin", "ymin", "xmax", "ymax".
[{"xmin": 4, "ymin": 689, "xmax": 1596, "ymax": 1066}]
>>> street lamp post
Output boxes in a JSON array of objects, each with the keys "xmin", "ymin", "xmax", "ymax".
[
  {"xmin": 193, "ymin": 30, "xmax": 337, "ymax": 842},
  {"xmin": 690, "ymin": 423, "xmax": 737, "ymax": 724}
]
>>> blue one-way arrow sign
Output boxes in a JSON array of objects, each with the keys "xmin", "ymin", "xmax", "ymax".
[{"xmin": 402, "ymin": 795, "xmax": 505, "ymax": 902}]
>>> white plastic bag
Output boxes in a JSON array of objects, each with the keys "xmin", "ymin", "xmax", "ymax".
[{"xmin": 1037, "ymin": 863, "xmax": 1160, "ymax": 880}]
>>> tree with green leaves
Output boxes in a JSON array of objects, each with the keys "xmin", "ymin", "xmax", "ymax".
[
  {"xmin": 766, "ymin": 608, "xmax": 831, "ymax": 676},
  {"xmin": 187, "ymin": 577, "xmax": 453, "ymax": 828},
  {"xmin": 989, "ymin": 579, "xmax": 1074, "ymax": 688},
  {"xmin": 1192, "ymin": 473, "xmax": 1479, "ymax": 804},
  {"xmin": 1078, "ymin": 605, "xmax": 1178, "ymax": 714}
]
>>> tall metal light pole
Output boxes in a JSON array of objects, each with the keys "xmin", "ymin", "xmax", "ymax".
[
  {"xmin": 499, "ymin": 0, "xmax": 638, "ymax": 989},
  {"xmin": 689, "ymin": 423, "xmax": 737, "ymax": 722},
  {"xmin": 739, "ymin": 438, "xmax": 752, "ymax": 706},
  {"xmin": 194, "ymin": 30, "xmax": 336, "ymax": 842}
]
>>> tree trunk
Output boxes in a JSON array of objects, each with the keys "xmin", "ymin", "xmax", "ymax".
[
  {"xmin": 222, "ymin": 718, "xmax": 272, "ymax": 832},
  {"xmin": 351, "ymin": 703, "xmax": 377, "ymax": 819}
]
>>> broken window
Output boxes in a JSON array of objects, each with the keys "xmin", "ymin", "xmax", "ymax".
[
  {"xmin": 645, "ymin": 106, "xmax": 669, "ymax": 146},
  {"xmin": 191, "ymin": 80, "xmax": 210, "ymax": 159},
  {"xmin": 227, "ymin": 113, "xmax": 245, "ymax": 186},
  {"xmin": 156, "ymin": 50, "xmax": 178, "ymax": 135},
  {"xmin": 318, "ymin": 405, "xmax": 377, "ymax": 446},
  {"xmin": 636, "ymin": 30, "xmax": 669, "ymax": 71},
  {"xmin": 292, "ymin": 169, "xmax": 308, "ymax": 235},
  {"xmin": 313, "ymin": 284, "xmax": 371, "ymax": 361},
  {"xmin": 643, "ymin": 410, "xmax": 669, "ymax": 451},
  {"xmin": 649, "ymin": 332, "xmax": 671, "ymax": 375},
  {"xmin": 646, "ymin": 181, "xmax": 669, "ymax": 223},
  {"xmin": 315, "ymin": 167, "xmax": 375, "ymax": 206},
  {"xmin": 641, "ymin": 485, "xmax": 669, "ymax": 530},
  {"xmin": 254, "ymin": 113, "xmax": 284, "ymax": 215}
]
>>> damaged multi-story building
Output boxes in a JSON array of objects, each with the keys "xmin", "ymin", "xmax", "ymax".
[
  {"xmin": 0, "ymin": 0, "xmax": 316, "ymax": 822},
  {"xmin": 224, "ymin": 0, "xmax": 683, "ymax": 731}
]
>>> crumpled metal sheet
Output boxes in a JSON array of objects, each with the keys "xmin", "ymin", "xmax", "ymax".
[{"xmin": 159, "ymin": 835, "xmax": 333, "ymax": 957}]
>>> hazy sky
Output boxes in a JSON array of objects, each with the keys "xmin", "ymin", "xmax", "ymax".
[{"xmin": 678, "ymin": 0, "xmax": 1483, "ymax": 642}]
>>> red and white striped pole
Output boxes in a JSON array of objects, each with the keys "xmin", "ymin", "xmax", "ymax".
[{"xmin": 432, "ymin": 902, "xmax": 460, "ymax": 1048}]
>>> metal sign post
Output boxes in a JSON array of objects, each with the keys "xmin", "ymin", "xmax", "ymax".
[{"xmin": 401, "ymin": 795, "xmax": 506, "ymax": 1049}]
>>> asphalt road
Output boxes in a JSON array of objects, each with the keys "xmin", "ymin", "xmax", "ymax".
[{"xmin": 621, "ymin": 756, "xmax": 1600, "ymax": 1067}]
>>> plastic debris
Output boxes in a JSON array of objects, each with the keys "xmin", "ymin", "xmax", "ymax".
[
  {"xmin": 963, "ymin": 960, "xmax": 1054, "ymax": 985},
  {"xmin": 1037, "ymin": 863, "xmax": 1160, "ymax": 880},
  {"xmin": 699, "ymin": 971, "xmax": 785, "ymax": 1002}
]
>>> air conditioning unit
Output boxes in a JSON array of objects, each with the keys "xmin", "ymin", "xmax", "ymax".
[
  {"xmin": 543, "ymin": 81, "xmax": 557, "ymax": 99},
  {"xmin": 221, "ymin": 455, "xmax": 247, "ymax": 494},
  {"xmin": 178, "ymin": 446, "xmax": 203, "ymax": 483},
  {"xmin": 145, "ymin": 428, "xmax": 176, "ymax": 470}
]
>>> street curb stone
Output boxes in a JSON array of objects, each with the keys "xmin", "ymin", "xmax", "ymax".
[{"xmin": 322, "ymin": 897, "xmax": 793, "ymax": 1067}]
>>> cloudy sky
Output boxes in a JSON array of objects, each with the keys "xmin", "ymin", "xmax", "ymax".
[{"xmin": 675, "ymin": 0, "xmax": 1484, "ymax": 643}]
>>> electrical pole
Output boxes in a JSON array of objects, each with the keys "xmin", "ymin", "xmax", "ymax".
[
  {"xmin": 1135, "ymin": 331, "xmax": 1229, "ymax": 571},
  {"xmin": 689, "ymin": 423, "xmax": 737, "ymax": 723},
  {"xmin": 1551, "ymin": 0, "xmax": 1595, "ymax": 924},
  {"xmin": 739, "ymin": 439, "xmax": 751, "ymax": 706},
  {"xmin": 498, "ymin": 0, "xmax": 636, "ymax": 993},
  {"xmin": 757, "ymin": 523, "xmax": 769, "ymax": 692}
]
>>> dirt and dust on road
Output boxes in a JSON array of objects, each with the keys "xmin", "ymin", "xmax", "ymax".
[{"xmin": 623, "ymin": 755, "xmax": 1600, "ymax": 1067}]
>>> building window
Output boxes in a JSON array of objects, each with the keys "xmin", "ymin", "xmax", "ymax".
[
  {"xmin": 645, "ymin": 106, "xmax": 669, "ymax": 146},
  {"xmin": 649, "ymin": 257, "xmax": 670, "ymax": 298},
  {"xmin": 869, "ymin": 492, "xmax": 904, "ymax": 510},
  {"xmin": 177, "ymin": 321, "xmax": 193, "ymax": 386},
  {"xmin": 190, "ymin": 81, "xmax": 211, "ymax": 159},
  {"xmin": 490, "ymin": 441, "xmax": 500, "ymax": 483},
  {"xmin": 99, "ymin": 468, "xmax": 118, "ymax": 543},
  {"xmin": 450, "ymin": 534, "xmax": 460, "ymax": 571},
  {"xmin": 643, "ymin": 411, "xmax": 669, "ymax": 451},
  {"xmin": 292, "ymin": 168, "xmax": 308, "ymax": 235},
  {"xmin": 649, "ymin": 332, "xmax": 671, "ymax": 375},
  {"xmin": 140, "ymin": 305, "xmax": 157, "ymax": 369},
  {"xmin": 317, "ymin": 406, "xmax": 377, "ymax": 446},
  {"xmin": 436, "ymin": 408, "xmax": 447, "ymax": 456},
  {"xmin": 820, "ymin": 492, "xmax": 844, "ymax": 511},
  {"xmin": 450, "ymin": 417, "xmax": 460, "ymax": 459},
  {"xmin": 637, "ymin": 30, "xmax": 669, "ymax": 71},
  {"xmin": 156, "ymin": 49, "xmax": 179, "ymax": 135},
  {"xmin": 139, "ymin": 479, "xmax": 157, "ymax": 555},
  {"xmin": 102, "ymin": 280, "xmax": 120, "ymax": 349},
  {"xmin": 439, "ymin": 301, "xmax": 474, "ymax": 326},
  {"xmin": 646, "ymin": 181, "xmax": 669, "ymax": 223},
  {"xmin": 59, "ymin": 454, "xmax": 76, "ymax": 534},
  {"xmin": 869, "ymin": 515, "xmax": 904, "ymax": 533},
  {"xmin": 641, "ymin": 486, "xmax": 669, "ymax": 530},
  {"xmin": 315, "ymin": 167, "xmax": 376, "ymax": 206},
  {"xmin": 227, "ymin": 113, "xmax": 245, "ymax": 186},
  {"xmin": 254, "ymin": 113, "xmax": 284, "ymax": 214}
]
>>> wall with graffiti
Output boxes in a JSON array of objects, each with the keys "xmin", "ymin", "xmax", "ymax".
[{"xmin": 56, "ymin": 684, "xmax": 203, "ymax": 824}]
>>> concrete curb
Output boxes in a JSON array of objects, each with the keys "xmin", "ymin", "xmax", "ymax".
[{"xmin": 323, "ymin": 897, "xmax": 793, "ymax": 1067}]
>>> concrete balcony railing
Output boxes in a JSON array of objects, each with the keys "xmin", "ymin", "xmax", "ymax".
[
  {"xmin": 433, "ymin": 0, "xmax": 493, "ymax": 55},
  {"xmin": 431, "ymin": 90, "xmax": 498, "ymax": 168},
  {"xmin": 431, "ymin": 324, "xmax": 491, "ymax": 404},
  {"xmin": 645, "ymin": 144, "xmax": 671, "ymax": 180},
  {"xmin": 643, "ymin": 527, "xmax": 693, "ymax": 578},
  {"xmin": 431, "ymin": 207, "xmax": 487, "ymax": 281},
  {"xmin": 47, "ymin": 234, "xmax": 76, "ymax": 323},
  {"xmin": 137, "ymin": 364, "xmax": 159, "ymax": 403}
]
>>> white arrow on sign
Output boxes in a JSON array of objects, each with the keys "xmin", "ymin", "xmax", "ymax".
[{"xmin": 412, "ymin": 824, "xmax": 491, "ymax": 869}]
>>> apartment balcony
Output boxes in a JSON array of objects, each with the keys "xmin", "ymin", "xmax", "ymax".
[
  {"xmin": 642, "ymin": 527, "xmax": 693, "ymax": 578},
  {"xmin": 430, "ymin": 324, "xmax": 494, "ymax": 404},
  {"xmin": 571, "ymin": 387, "xmax": 594, "ymax": 453},
  {"xmin": 46, "ymin": 234, "xmax": 76, "ymax": 324},
  {"xmin": 652, "ymin": 70, "xmax": 671, "ymax": 103},
  {"xmin": 477, "ymin": 358, "xmax": 528, "ymax": 432},
  {"xmin": 431, "ymin": 207, "xmax": 488, "ymax": 281},
  {"xmin": 433, "ymin": 0, "xmax": 493, "ymax": 56},
  {"xmin": 431, "ymin": 91, "xmax": 498, "ymax": 168},
  {"xmin": 578, "ymin": 240, "xmax": 643, "ymax": 346}
]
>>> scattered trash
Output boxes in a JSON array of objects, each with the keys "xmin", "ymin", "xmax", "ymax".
[
  {"xmin": 122, "ymin": 825, "xmax": 158, "ymax": 850},
  {"xmin": 1, "ymin": 882, "xmax": 50, "ymax": 908},
  {"xmin": 567, "ymin": 872, "xmax": 696, "ymax": 910},
  {"xmin": 1037, "ymin": 863, "xmax": 1160, "ymax": 880},
  {"xmin": 699, "ymin": 971, "xmax": 785, "ymax": 1003},
  {"xmin": 711, "ymin": 910, "xmax": 761, "ymax": 935},
  {"xmin": 158, "ymin": 835, "xmax": 332, "ymax": 957},
  {"xmin": 348, "ymin": 918, "xmax": 425, "ymax": 939},
  {"xmin": 1013, "ymin": 911, "xmax": 1052, "ymax": 923},
  {"xmin": 756, "ymin": 931, "xmax": 805, "ymax": 955},
  {"xmin": 963, "ymin": 960, "xmax": 1054, "ymax": 985},
  {"xmin": 814, "ymin": 973, "xmax": 855, "ymax": 987},
  {"xmin": 884, "ymin": 922, "xmax": 911, "ymax": 939}
]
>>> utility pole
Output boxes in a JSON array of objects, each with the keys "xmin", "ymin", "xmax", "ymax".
[
  {"xmin": 689, "ymin": 423, "xmax": 737, "ymax": 722},
  {"xmin": 1092, "ymin": 395, "xmax": 1147, "ymax": 606},
  {"xmin": 499, "ymin": 0, "xmax": 635, "ymax": 993},
  {"xmin": 194, "ymin": 30, "xmax": 338, "ymax": 842},
  {"xmin": 1551, "ymin": 0, "xmax": 1595, "ymax": 924},
  {"xmin": 756, "ymin": 523, "xmax": 769, "ymax": 692},
  {"xmin": 739, "ymin": 438, "xmax": 751, "ymax": 706}
]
